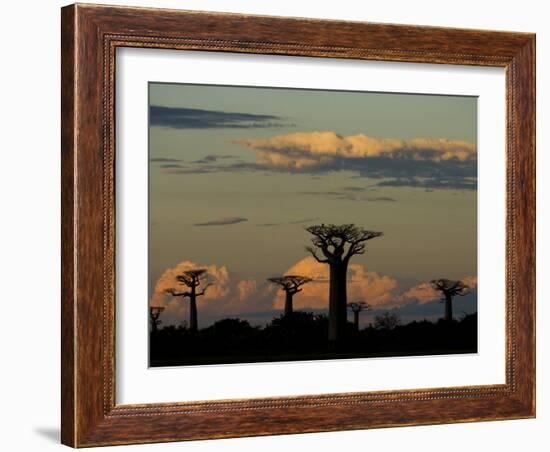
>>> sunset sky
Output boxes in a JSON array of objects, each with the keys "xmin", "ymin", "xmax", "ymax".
[{"xmin": 148, "ymin": 82, "xmax": 478, "ymax": 328}]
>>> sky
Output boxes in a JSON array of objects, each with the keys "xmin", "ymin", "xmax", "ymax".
[{"xmin": 148, "ymin": 82, "xmax": 478, "ymax": 328}]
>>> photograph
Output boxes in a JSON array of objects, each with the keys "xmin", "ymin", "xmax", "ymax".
[{"xmin": 148, "ymin": 83, "xmax": 479, "ymax": 366}]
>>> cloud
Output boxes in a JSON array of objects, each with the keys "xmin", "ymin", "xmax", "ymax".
[
  {"xmin": 194, "ymin": 217, "xmax": 248, "ymax": 226},
  {"xmin": 398, "ymin": 276, "xmax": 478, "ymax": 305},
  {"xmin": 256, "ymin": 222, "xmax": 284, "ymax": 227},
  {"xmin": 288, "ymin": 217, "xmax": 319, "ymax": 225},
  {"xmin": 462, "ymin": 275, "xmax": 478, "ymax": 288},
  {"xmin": 162, "ymin": 132, "xmax": 476, "ymax": 190},
  {"xmin": 366, "ymin": 196, "xmax": 397, "ymax": 202},
  {"xmin": 159, "ymin": 164, "xmax": 183, "ymax": 169},
  {"xmin": 231, "ymin": 131, "xmax": 477, "ymax": 190},
  {"xmin": 376, "ymin": 177, "xmax": 476, "ymax": 190},
  {"xmin": 150, "ymin": 260, "xmax": 231, "ymax": 309},
  {"xmin": 272, "ymin": 257, "xmax": 478, "ymax": 312},
  {"xmin": 162, "ymin": 158, "xmax": 475, "ymax": 191},
  {"xmin": 235, "ymin": 132, "xmax": 476, "ymax": 161},
  {"xmin": 300, "ymin": 191, "xmax": 343, "ymax": 196},
  {"xmin": 150, "ymin": 258, "xmax": 478, "ymax": 327},
  {"xmin": 272, "ymin": 256, "xmax": 399, "ymax": 310},
  {"xmin": 398, "ymin": 282, "xmax": 440, "ymax": 305},
  {"xmin": 150, "ymin": 260, "xmax": 276, "ymax": 327},
  {"xmin": 237, "ymin": 279, "xmax": 258, "ymax": 301},
  {"xmin": 150, "ymin": 105, "xmax": 290, "ymax": 129},
  {"xmin": 194, "ymin": 154, "xmax": 235, "ymax": 164},
  {"xmin": 300, "ymin": 190, "xmax": 396, "ymax": 202},
  {"xmin": 150, "ymin": 157, "xmax": 182, "ymax": 162},
  {"xmin": 165, "ymin": 167, "xmax": 217, "ymax": 175},
  {"xmin": 255, "ymin": 218, "xmax": 319, "ymax": 228},
  {"xmin": 342, "ymin": 186, "xmax": 368, "ymax": 192}
]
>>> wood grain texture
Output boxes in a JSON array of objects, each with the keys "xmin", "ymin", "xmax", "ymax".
[
  {"xmin": 60, "ymin": 3, "xmax": 536, "ymax": 447},
  {"xmin": 60, "ymin": 5, "xmax": 76, "ymax": 446}
]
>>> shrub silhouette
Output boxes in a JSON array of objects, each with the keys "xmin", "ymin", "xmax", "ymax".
[
  {"xmin": 264, "ymin": 311, "xmax": 329, "ymax": 351},
  {"xmin": 374, "ymin": 311, "xmax": 402, "ymax": 330},
  {"xmin": 203, "ymin": 318, "xmax": 257, "ymax": 339}
]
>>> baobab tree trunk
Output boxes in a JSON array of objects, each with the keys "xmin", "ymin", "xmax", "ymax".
[
  {"xmin": 328, "ymin": 262, "xmax": 348, "ymax": 348},
  {"xmin": 189, "ymin": 297, "xmax": 198, "ymax": 331},
  {"xmin": 284, "ymin": 291, "xmax": 293, "ymax": 316},
  {"xmin": 189, "ymin": 286, "xmax": 198, "ymax": 332},
  {"xmin": 353, "ymin": 311, "xmax": 360, "ymax": 331},
  {"xmin": 444, "ymin": 293, "xmax": 453, "ymax": 322}
]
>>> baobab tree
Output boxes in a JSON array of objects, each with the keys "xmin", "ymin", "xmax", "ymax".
[
  {"xmin": 149, "ymin": 306, "xmax": 165, "ymax": 333},
  {"xmin": 267, "ymin": 275, "xmax": 313, "ymax": 316},
  {"xmin": 347, "ymin": 301, "xmax": 371, "ymax": 332},
  {"xmin": 166, "ymin": 269, "xmax": 211, "ymax": 332},
  {"xmin": 305, "ymin": 223, "xmax": 383, "ymax": 347},
  {"xmin": 430, "ymin": 278, "xmax": 470, "ymax": 322}
]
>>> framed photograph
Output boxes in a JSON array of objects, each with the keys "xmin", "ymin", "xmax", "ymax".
[{"xmin": 61, "ymin": 4, "xmax": 535, "ymax": 447}]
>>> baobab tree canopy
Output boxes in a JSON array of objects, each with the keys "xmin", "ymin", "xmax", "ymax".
[
  {"xmin": 268, "ymin": 275, "xmax": 313, "ymax": 315},
  {"xmin": 268, "ymin": 275, "xmax": 313, "ymax": 293},
  {"xmin": 165, "ymin": 268, "xmax": 212, "ymax": 298},
  {"xmin": 305, "ymin": 224, "xmax": 383, "ymax": 264},
  {"xmin": 176, "ymin": 269, "xmax": 208, "ymax": 289},
  {"xmin": 430, "ymin": 279, "xmax": 470, "ymax": 297},
  {"xmin": 347, "ymin": 301, "xmax": 371, "ymax": 313}
]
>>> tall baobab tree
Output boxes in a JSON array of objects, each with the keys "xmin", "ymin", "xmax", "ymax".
[
  {"xmin": 430, "ymin": 278, "xmax": 470, "ymax": 322},
  {"xmin": 268, "ymin": 275, "xmax": 313, "ymax": 316},
  {"xmin": 166, "ymin": 269, "xmax": 211, "ymax": 332},
  {"xmin": 305, "ymin": 224, "xmax": 383, "ymax": 347},
  {"xmin": 149, "ymin": 306, "xmax": 165, "ymax": 333},
  {"xmin": 347, "ymin": 301, "xmax": 371, "ymax": 332}
]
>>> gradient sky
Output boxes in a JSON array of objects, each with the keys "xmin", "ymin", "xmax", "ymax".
[{"xmin": 149, "ymin": 82, "xmax": 478, "ymax": 328}]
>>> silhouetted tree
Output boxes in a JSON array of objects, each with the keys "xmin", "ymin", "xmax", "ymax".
[
  {"xmin": 203, "ymin": 318, "xmax": 258, "ymax": 342},
  {"xmin": 347, "ymin": 301, "xmax": 371, "ymax": 331},
  {"xmin": 266, "ymin": 312, "xmax": 329, "ymax": 350},
  {"xmin": 430, "ymin": 279, "xmax": 470, "ymax": 322},
  {"xmin": 305, "ymin": 224, "xmax": 382, "ymax": 347},
  {"xmin": 267, "ymin": 275, "xmax": 313, "ymax": 316},
  {"xmin": 166, "ymin": 269, "xmax": 211, "ymax": 332},
  {"xmin": 374, "ymin": 311, "xmax": 401, "ymax": 330},
  {"xmin": 149, "ymin": 306, "xmax": 165, "ymax": 333}
]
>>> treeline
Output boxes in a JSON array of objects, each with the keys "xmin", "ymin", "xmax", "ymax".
[{"xmin": 150, "ymin": 311, "xmax": 477, "ymax": 367}]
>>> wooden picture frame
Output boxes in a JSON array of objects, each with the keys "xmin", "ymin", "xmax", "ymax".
[{"xmin": 61, "ymin": 3, "xmax": 535, "ymax": 447}]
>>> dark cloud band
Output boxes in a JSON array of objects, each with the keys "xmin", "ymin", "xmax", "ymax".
[
  {"xmin": 194, "ymin": 217, "xmax": 248, "ymax": 226},
  {"xmin": 150, "ymin": 105, "xmax": 290, "ymax": 129}
]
